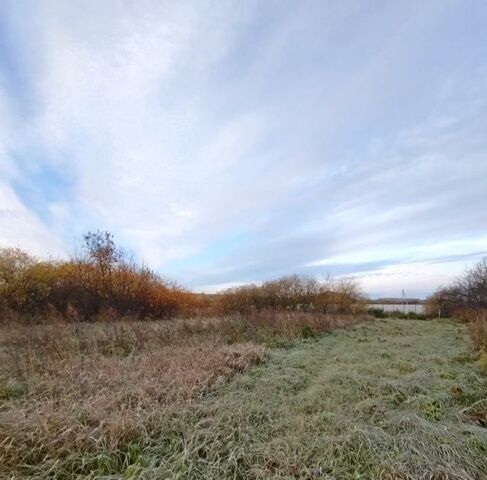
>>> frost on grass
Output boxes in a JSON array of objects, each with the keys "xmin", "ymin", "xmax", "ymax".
[
  {"xmin": 119, "ymin": 319, "xmax": 487, "ymax": 480},
  {"xmin": 0, "ymin": 320, "xmax": 265, "ymax": 471},
  {"xmin": 2, "ymin": 318, "xmax": 486, "ymax": 479}
]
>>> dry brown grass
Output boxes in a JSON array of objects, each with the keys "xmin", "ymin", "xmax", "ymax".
[
  {"xmin": 218, "ymin": 309, "xmax": 369, "ymax": 344},
  {"xmin": 0, "ymin": 319, "xmax": 265, "ymax": 471},
  {"xmin": 0, "ymin": 312, "xmax": 368, "ymax": 475},
  {"xmin": 465, "ymin": 309, "xmax": 487, "ymax": 352}
]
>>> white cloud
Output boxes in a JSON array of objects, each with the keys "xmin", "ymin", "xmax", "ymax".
[
  {"xmin": 0, "ymin": 69, "xmax": 66, "ymax": 256},
  {"xmin": 18, "ymin": 1, "xmax": 276, "ymax": 265},
  {"xmin": 1, "ymin": 0, "xmax": 486, "ymax": 296},
  {"xmin": 0, "ymin": 182, "xmax": 65, "ymax": 256},
  {"xmin": 308, "ymin": 236, "xmax": 487, "ymax": 268},
  {"xmin": 194, "ymin": 281, "xmax": 248, "ymax": 294},
  {"xmin": 351, "ymin": 260, "xmax": 471, "ymax": 298}
]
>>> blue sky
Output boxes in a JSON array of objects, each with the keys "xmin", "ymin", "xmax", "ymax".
[{"xmin": 1, "ymin": 1, "xmax": 487, "ymax": 297}]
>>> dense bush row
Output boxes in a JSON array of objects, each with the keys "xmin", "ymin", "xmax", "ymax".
[
  {"xmin": 0, "ymin": 232, "xmax": 365, "ymax": 321},
  {"xmin": 0, "ymin": 232, "xmax": 200, "ymax": 320},
  {"xmin": 218, "ymin": 275, "xmax": 364, "ymax": 314}
]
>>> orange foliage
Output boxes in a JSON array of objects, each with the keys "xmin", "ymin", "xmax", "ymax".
[
  {"xmin": 0, "ymin": 233, "xmax": 364, "ymax": 321},
  {"xmin": 217, "ymin": 274, "xmax": 364, "ymax": 315},
  {"xmin": 0, "ymin": 232, "xmax": 200, "ymax": 321}
]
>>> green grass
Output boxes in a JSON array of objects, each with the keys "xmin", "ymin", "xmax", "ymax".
[{"xmin": 9, "ymin": 319, "xmax": 487, "ymax": 479}]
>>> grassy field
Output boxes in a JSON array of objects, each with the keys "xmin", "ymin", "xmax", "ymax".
[{"xmin": 2, "ymin": 318, "xmax": 487, "ymax": 479}]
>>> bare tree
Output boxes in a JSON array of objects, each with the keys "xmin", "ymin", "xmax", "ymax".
[
  {"xmin": 426, "ymin": 257, "xmax": 487, "ymax": 316},
  {"xmin": 83, "ymin": 231, "xmax": 121, "ymax": 288}
]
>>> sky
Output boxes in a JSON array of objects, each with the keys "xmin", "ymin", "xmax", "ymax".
[{"xmin": 1, "ymin": 0, "xmax": 487, "ymax": 298}]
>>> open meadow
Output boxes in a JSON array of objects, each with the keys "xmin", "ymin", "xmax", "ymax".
[
  {"xmin": 1, "ymin": 243, "xmax": 487, "ymax": 479},
  {"xmin": 1, "ymin": 316, "xmax": 486, "ymax": 480},
  {"xmin": 3, "ymin": 3, "xmax": 487, "ymax": 478}
]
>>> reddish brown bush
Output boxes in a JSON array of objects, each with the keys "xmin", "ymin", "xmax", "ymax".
[
  {"xmin": 0, "ymin": 232, "xmax": 201, "ymax": 321},
  {"xmin": 218, "ymin": 274, "xmax": 364, "ymax": 315},
  {"xmin": 426, "ymin": 258, "xmax": 487, "ymax": 358},
  {"xmin": 426, "ymin": 257, "xmax": 487, "ymax": 318},
  {"xmin": 0, "ymin": 233, "xmax": 366, "ymax": 322}
]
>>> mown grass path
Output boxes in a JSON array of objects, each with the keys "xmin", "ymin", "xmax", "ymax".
[{"xmin": 136, "ymin": 319, "xmax": 487, "ymax": 480}]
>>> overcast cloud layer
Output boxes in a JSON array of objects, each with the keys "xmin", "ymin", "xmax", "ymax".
[{"xmin": 1, "ymin": 1, "xmax": 486, "ymax": 297}]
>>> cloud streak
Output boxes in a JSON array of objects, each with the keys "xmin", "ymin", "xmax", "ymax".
[{"xmin": 1, "ymin": 0, "xmax": 486, "ymax": 297}]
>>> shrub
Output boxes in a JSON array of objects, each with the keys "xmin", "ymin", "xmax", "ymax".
[
  {"xmin": 0, "ymin": 232, "xmax": 201, "ymax": 321},
  {"xmin": 0, "ymin": 233, "xmax": 367, "ymax": 322},
  {"xmin": 426, "ymin": 258, "xmax": 487, "ymax": 367},
  {"xmin": 218, "ymin": 275, "xmax": 364, "ymax": 315},
  {"xmin": 368, "ymin": 307, "xmax": 386, "ymax": 318},
  {"xmin": 367, "ymin": 308, "xmax": 426, "ymax": 320},
  {"xmin": 426, "ymin": 257, "xmax": 487, "ymax": 317}
]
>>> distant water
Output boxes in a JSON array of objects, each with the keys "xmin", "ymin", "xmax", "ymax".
[{"xmin": 368, "ymin": 303, "xmax": 424, "ymax": 314}]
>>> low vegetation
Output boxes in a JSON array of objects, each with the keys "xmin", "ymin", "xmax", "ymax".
[
  {"xmin": 426, "ymin": 257, "xmax": 487, "ymax": 318},
  {"xmin": 0, "ymin": 312, "xmax": 367, "ymax": 477},
  {"xmin": 0, "ymin": 318, "xmax": 264, "ymax": 473},
  {"xmin": 2, "ymin": 319, "xmax": 486, "ymax": 479},
  {"xmin": 368, "ymin": 307, "xmax": 427, "ymax": 320},
  {"xmin": 2, "ymin": 235, "xmax": 487, "ymax": 478},
  {"xmin": 154, "ymin": 319, "xmax": 484, "ymax": 480},
  {"xmin": 218, "ymin": 275, "xmax": 364, "ymax": 314},
  {"xmin": 427, "ymin": 257, "xmax": 487, "ymax": 369},
  {"xmin": 0, "ymin": 232, "xmax": 199, "ymax": 321},
  {"xmin": 0, "ymin": 231, "xmax": 364, "ymax": 322}
]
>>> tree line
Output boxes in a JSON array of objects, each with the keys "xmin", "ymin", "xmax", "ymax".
[
  {"xmin": 0, "ymin": 231, "xmax": 199, "ymax": 320},
  {"xmin": 0, "ymin": 231, "xmax": 364, "ymax": 321},
  {"xmin": 426, "ymin": 257, "xmax": 487, "ymax": 318},
  {"xmin": 217, "ymin": 275, "xmax": 364, "ymax": 314}
]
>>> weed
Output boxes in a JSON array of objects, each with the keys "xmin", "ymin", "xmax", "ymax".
[
  {"xmin": 394, "ymin": 361, "xmax": 417, "ymax": 373},
  {"xmin": 0, "ymin": 378, "xmax": 28, "ymax": 401},
  {"xmin": 421, "ymin": 399, "xmax": 445, "ymax": 421},
  {"xmin": 478, "ymin": 351, "xmax": 487, "ymax": 375},
  {"xmin": 300, "ymin": 325, "xmax": 316, "ymax": 339}
]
